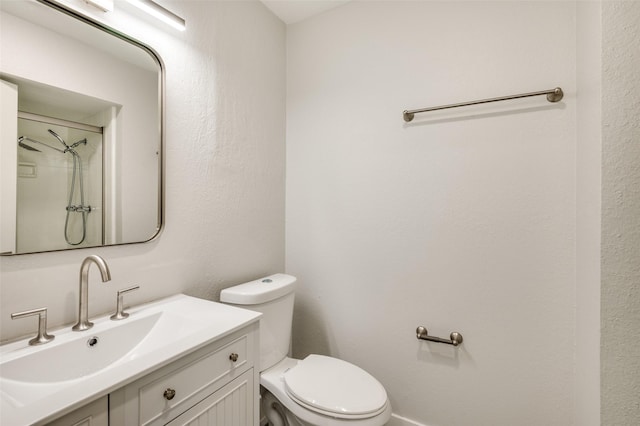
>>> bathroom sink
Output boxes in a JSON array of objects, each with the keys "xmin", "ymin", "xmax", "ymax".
[
  {"xmin": 2, "ymin": 311, "xmax": 162, "ymax": 383},
  {"xmin": 0, "ymin": 294, "xmax": 261, "ymax": 426}
]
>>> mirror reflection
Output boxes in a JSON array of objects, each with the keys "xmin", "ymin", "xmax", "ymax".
[
  {"xmin": 17, "ymin": 115, "xmax": 103, "ymax": 252},
  {"xmin": 0, "ymin": 0, "xmax": 163, "ymax": 255}
]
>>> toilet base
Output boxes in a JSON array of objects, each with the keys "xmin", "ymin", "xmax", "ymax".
[{"xmin": 262, "ymin": 389, "xmax": 304, "ymax": 426}]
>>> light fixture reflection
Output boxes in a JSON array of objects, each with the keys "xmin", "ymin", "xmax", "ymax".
[{"xmin": 125, "ymin": 0, "xmax": 186, "ymax": 31}]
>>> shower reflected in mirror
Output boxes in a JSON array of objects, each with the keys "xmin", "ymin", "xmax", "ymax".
[{"xmin": 16, "ymin": 115, "xmax": 103, "ymax": 253}]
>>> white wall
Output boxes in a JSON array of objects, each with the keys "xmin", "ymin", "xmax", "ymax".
[
  {"xmin": 0, "ymin": 0, "xmax": 286, "ymax": 342},
  {"xmin": 286, "ymin": 2, "xmax": 578, "ymax": 425},
  {"xmin": 601, "ymin": 2, "xmax": 640, "ymax": 425}
]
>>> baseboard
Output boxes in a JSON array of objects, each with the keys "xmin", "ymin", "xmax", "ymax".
[{"xmin": 387, "ymin": 413, "xmax": 428, "ymax": 426}]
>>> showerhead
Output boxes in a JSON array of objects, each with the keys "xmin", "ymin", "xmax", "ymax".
[
  {"xmin": 17, "ymin": 135, "xmax": 66, "ymax": 154},
  {"xmin": 18, "ymin": 138, "xmax": 42, "ymax": 152},
  {"xmin": 47, "ymin": 129, "xmax": 70, "ymax": 149}
]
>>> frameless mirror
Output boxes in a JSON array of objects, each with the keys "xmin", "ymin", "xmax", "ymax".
[{"xmin": 0, "ymin": 0, "xmax": 163, "ymax": 255}]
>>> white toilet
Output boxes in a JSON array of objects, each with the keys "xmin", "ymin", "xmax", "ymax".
[{"xmin": 220, "ymin": 274, "xmax": 392, "ymax": 426}]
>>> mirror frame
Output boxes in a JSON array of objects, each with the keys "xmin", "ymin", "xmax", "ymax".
[{"xmin": 2, "ymin": 0, "xmax": 165, "ymax": 255}]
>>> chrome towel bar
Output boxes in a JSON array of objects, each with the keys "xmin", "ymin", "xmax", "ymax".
[
  {"xmin": 416, "ymin": 326, "xmax": 463, "ymax": 346},
  {"xmin": 403, "ymin": 87, "xmax": 564, "ymax": 122}
]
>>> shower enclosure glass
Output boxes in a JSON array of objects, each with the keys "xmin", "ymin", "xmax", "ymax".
[{"xmin": 16, "ymin": 115, "xmax": 103, "ymax": 253}]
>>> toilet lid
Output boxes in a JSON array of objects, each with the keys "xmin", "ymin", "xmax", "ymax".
[{"xmin": 283, "ymin": 355, "xmax": 388, "ymax": 418}]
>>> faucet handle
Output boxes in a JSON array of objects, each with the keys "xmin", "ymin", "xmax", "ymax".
[
  {"xmin": 11, "ymin": 307, "xmax": 55, "ymax": 346},
  {"xmin": 110, "ymin": 285, "xmax": 140, "ymax": 321}
]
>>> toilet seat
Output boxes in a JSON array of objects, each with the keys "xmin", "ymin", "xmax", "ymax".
[
  {"xmin": 284, "ymin": 355, "xmax": 388, "ymax": 419},
  {"xmin": 261, "ymin": 357, "xmax": 392, "ymax": 426}
]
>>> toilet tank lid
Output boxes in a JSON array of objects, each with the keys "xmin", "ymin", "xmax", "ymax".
[{"xmin": 220, "ymin": 273, "xmax": 297, "ymax": 305}]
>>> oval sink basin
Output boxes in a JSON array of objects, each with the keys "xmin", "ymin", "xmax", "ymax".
[
  {"xmin": 0, "ymin": 294, "xmax": 261, "ymax": 426},
  {"xmin": 1, "ymin": 312, "xmax": 161, "ymax": 383}
]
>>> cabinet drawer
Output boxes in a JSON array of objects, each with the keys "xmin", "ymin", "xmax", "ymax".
[{"xmin": 139, "ymin": 335, "xmax": 249, "ymax": 425}]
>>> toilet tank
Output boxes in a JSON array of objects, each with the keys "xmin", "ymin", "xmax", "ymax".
[{"xmin": 220, "ymin": 274, "xmax": 296, "ymax": 372}]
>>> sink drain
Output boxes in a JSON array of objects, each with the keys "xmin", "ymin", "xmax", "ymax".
[{"xmin": 87, "ymin": 336, "xmax": 99, "ymax": 347}]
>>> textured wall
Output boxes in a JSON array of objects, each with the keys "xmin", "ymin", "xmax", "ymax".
[
  {"xmin": 601, "ymin": 2, "xmax": 640, "ymax": 425},
  {"xmin": 286, "ymin": 2, "xmax": 577, "ymax": 425},
  {"xmin": 0, "ymin": 0, "xmax": 286, "ymax": 342}
]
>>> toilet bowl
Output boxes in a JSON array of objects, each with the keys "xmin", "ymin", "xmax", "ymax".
[
  {"xmin": 261, "ymin": 357, "xmax": 391, "ymax": 426},
  {"xmin": 220, "ymin": 274, "xmax": 391, "ymax": 426}
]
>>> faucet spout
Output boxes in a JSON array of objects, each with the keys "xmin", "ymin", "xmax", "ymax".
[{"xmin": 72, "ymin": 255, "xmax": 111, "ymax": 331}]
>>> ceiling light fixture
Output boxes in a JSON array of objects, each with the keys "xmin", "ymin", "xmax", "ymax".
[{"xmin": 125, "ymin": 0, "xmax": 186, "ymax": 31}]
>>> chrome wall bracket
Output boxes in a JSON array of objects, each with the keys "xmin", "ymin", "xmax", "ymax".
[{"xmin": 416, "ymin": 326, "xmax": 463, "ymax": 346}]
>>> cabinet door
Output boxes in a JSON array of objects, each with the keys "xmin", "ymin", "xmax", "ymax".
[
  {"xmin": 45, "ymin": 397, "xmax": 108, "ymax": 426},
  {"xmin": 167, "ymin": 369, "xmax": 253, "ymax": 426}
]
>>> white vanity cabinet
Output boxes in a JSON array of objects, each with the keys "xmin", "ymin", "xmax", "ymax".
[{"xmin": 109, "ymin": 323, "xmax": 259, "ymax": 426}]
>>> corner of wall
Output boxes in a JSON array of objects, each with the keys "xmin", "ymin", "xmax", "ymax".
[{"xmin": 601, "ymin": 1, "xmax": 640, "ymax": 425}]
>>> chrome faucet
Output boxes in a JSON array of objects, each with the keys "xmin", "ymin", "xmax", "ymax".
[{"xmin": 72, "ymin": 255, "xmax": 112, "ymax": 331}]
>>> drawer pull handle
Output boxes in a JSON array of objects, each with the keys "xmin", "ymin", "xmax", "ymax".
[
  {"xmin": 229, "ymin": 353, "xmax": 239, "ymax": 362},
  {"xmin": 163, "ymin": 388, "xmax": 176, "ymax": 400}
]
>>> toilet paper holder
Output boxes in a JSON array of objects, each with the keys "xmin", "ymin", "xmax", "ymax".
[{"xmin": 416, "ymin": 326, "xmax": 463, "ymax": 346}]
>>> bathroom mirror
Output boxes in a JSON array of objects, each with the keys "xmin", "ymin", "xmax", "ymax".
[{"xmin": 0, "ymin": 0, "xmax": 163, "ymax": 255}]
